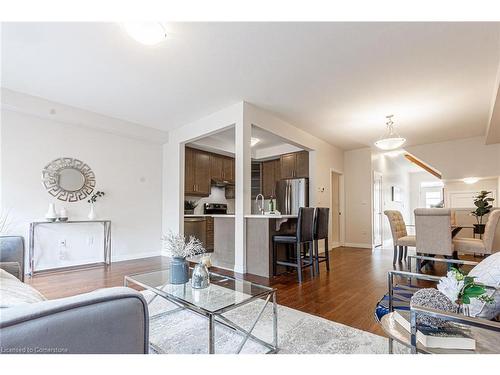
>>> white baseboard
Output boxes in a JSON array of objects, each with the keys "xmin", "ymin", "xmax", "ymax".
[
  {"xmin": 113, "ymin": 251, "xmax": 162, "ymax": 262},
  {"xmin": 343, "ymin": 242, "xmax": 372, "ymax": 249}
]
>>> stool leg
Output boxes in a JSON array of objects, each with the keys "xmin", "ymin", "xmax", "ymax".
[
  {"xmin": 296, "ymin": 242, "xmax": 302, "ymax": 283},
  {"xmin": 309, "ymin": 242, "xmax": 315, "ymax": 277},
  {"xmin": 272, "ymin": 241, "xmax": 277, "ymax": 276},
  {"xmin": 325, "ymin": 237, "xmax": 330, "ymax": 271},
  {"xmin": 314, "ymin": 239, "xmax": 320, "ymax": 275}
]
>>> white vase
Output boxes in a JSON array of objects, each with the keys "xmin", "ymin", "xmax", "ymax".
[
  {"xmin": 45, "ymin": 203, "xmax": 57, "ymax": 222},
  {"xmin": 88, "ymin": 204, "xmax": 97, "ymax": 220}
]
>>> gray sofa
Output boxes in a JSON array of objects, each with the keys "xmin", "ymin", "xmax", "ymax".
[{"xmin": 0, "ymin": 236, "xmax": 149, "ymax": 354}]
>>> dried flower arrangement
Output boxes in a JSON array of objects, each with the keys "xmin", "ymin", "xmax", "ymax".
[{"xmin": 161, "ymin": 231, "xmax": 205, "ymax": 259}]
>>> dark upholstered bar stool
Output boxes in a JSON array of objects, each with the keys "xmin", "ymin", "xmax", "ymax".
[
  {"xmin": 313, "ymin": 207, "xmax": 330, "ymax": 274},
  {"xmin": 272, "ymin": 207, "xmax": 315, "ymax": 283}
]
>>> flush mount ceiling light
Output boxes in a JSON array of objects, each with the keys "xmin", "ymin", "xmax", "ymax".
[
  {"xmin": 251, "ymin": 137, "xmax": 260, "ymax": 147},
  {"xmin": 463, "ymin": 177, "xmax": 479, "ymax": 184},
  {"xmin": 122, "ymin": 22, "xmax": 167, "ymax": 45},
  {"xmin": 374, "ymin": 115, "xmax": 406, "ymax": 151}
]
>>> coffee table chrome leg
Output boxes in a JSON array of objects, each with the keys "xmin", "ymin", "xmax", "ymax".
[
  {"xmin": 388, "ymin": 337, "xmax": 394, "ymax": 354},
  {"xmin": 208, "ymin": 314, "xmax": 215, "ymax": 354},
  {"xmin": 272, "ymin": 291, "xmax": 278, "ymax": 352}
]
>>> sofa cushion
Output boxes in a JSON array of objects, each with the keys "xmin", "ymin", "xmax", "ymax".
[
  {"xmin": 0, "ymin": 262, "xmax": 22, "ymax": 280},
  {"xmin": 468, "ymin": 252, "xmax": 500, "ymax": 319},
  {"xmin": 0, "ymin": 269, "xmax": 46, "ymax": 308}
]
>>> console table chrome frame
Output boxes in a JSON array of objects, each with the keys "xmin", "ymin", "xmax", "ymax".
[
  {"xmin": 28, "ymin": 220, "xmax": 111, "ymax": 276},
  {"xmin": 125, "ymin": 271, "xmax": 278, "ymax": 354}
]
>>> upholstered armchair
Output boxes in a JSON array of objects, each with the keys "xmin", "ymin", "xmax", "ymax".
[
  {"xmin": 414, "ymin": 208, "xmax": 454, "ymax": 257},
  {"xmin": 384, "ymin": 210, "xmax": 416, "ymax": 264},
  {"xmin": 453, "ymin": 209, "xmax": 500, "ymax": 255}
]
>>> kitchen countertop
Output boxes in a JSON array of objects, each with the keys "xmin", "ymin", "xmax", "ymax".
[
  {"xmin": 185, "ymin": 214, "xmax": 296, "ymax": 219},
  {"xmin": 244, "ymin": 214, "xmax": 298, "ymax": 219},
  {"xmin": 184, "ymin": 214, "xmax": 235, "ymax": 218}
]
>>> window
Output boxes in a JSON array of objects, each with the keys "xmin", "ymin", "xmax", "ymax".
[
  {"xmin": 425, "ymin": 190, "xmax": 442, "ymax": 208},
  {"xmin": 419, "ymin": 185, "xmax": 443, "ymax": 208}
]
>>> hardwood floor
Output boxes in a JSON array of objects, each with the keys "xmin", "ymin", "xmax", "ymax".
[{"xmin": 26, "ymin": 246, "xmax": 475, "ymax": 337}]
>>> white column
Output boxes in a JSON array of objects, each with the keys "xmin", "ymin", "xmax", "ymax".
[
  {"xmin": 234, "ymin": 109, "xmax": 251, "ymax": 274},
  {"xmin": 162, "ymin": 140, "xmax": 184, "ymax": 239}
]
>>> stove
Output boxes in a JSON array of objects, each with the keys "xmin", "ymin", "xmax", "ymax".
[{"xmin": 204, "ymin": 203, "xmax": 228, "ymax": 215}]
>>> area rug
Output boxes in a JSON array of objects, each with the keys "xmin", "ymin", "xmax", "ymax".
[{"xmin": 144, "ymin": 290, "xmax": 408, "ymax": 354}]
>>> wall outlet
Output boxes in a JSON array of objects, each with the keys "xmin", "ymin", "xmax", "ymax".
[
  {"xmin": 59, "ymin": 239, "xmax": 66, "ymax": 247},
  {"xmin": 59, "ymin": 249, "xmax": 67, "ymax": 260}
]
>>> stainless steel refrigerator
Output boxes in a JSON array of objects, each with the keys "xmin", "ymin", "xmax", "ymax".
[{"xmin": 276, "ymin": 178, "xmax": 309, "ymax": 215}]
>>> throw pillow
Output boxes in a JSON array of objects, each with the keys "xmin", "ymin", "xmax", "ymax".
[{"xmin": 468, "ymin": 252, "xmax": 500, "ymax": 319}]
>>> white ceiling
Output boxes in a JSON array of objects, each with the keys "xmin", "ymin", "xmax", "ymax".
[
  {"xmin": 188, "ymin": 125, "xmax": 302, "ymax": 157},
  {"xmin": 2, "ymin": 22, "xmax": 500, "ymax": 150}
]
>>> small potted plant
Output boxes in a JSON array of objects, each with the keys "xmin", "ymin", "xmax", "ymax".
[
  {"xmin": 184, "ymin": 200, "xmax": 198, "ymax": 215},
  {"xmin": 470, "ymin": 190, "xmax": 494, "ymax": 235},
  {"xmin": 162, "ymin": 231, "xmax": 205, "ymax": 284}
]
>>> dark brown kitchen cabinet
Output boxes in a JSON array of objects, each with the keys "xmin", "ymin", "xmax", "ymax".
[
  {"xmin": 209, "ymin": 154, "xmax": 235, "ymax": 184},
  {"xmin": 280, "ymin": 151, "xmax": 309, "ymax": 179},
  {"xmin": 262, "ymin": 159, "xmax": 280, "ymax": 198},
  {"xmin": 209, "ymin": 154, "xmax": 224, "ymax": 180},
  {"xmin": 185, "ymin": 147, "xmax": 211, "ymax": 196},
  {"xmin": 223, "ymin": 157, "xmax": 235, "ymax": 183}
]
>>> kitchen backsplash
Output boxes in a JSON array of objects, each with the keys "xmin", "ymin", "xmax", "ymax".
[{"xmin": 186, "ymin": 186, "xmax": 235, "ymax": 214}]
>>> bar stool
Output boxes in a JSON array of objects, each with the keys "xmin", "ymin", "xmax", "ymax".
[
  {"xmin": 313, "ymin": 207, "xmax": 330, "ymax": 274},
  {"xmin": 272, "ymin": 207, "xmax": 315, "ymax": 283}
]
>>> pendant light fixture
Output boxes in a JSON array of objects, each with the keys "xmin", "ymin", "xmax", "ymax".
[
  {"xmin": 374, "ymin": 115, "xmax": 406, "ymax": 150},
  {"xmin": 122, "ymin": 22, "xmax": 167, "ymax": 45}
]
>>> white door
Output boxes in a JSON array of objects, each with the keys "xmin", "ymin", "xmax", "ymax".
[
  {"xmin": 331, "ymin": 172, "xmax": 341, "ymax": 245},
  {"xmin": 373, "ymin": 171, "xmax": 383, "ymax": 247}
]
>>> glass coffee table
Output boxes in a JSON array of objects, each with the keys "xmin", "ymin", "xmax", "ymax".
[{"xmin": 125, "ymin": 268, "xmax": 278, "ymax": 354}]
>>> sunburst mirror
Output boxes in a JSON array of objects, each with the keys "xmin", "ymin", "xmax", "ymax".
[{"xmin": 41, "ymin": 157, "xmax": 96, "ymax": 202}]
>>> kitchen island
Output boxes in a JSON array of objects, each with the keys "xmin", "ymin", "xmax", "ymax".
[
  {"xmin": 185, "ymin": 214, "xmax": 298, "ymax": 278},
  {"xmin": 185, "ymin": 214, "xmax": 235, "ymax": 270},
  {"xmin": 245, "ymin": 214, "xmax": 298, "ymax": 278}
]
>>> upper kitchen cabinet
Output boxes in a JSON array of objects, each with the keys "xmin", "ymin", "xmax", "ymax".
[
  {"xmin": 222, "ymin": 157, "xmax": 235, "ymax": 183},
  {"xmin": 262, "ymin": 159, "xmax": 280, "ymax": 198},
  {"xmin": 280, "ymin": 151, "xmax": 309, "ymax": 179},
  {"xmin": 209, "ymin": 154, "xmax": 235, "ymax": 184},
  {"xmin": 185, "ymin": 147, "xmax": 211, "ymax": 196},
  {"xmin": 209, "ymin": 154, "xmax": 224, "ymax": 180}
]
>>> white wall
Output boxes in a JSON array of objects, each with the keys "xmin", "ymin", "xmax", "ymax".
[
  {"xmin": 371, "ymin": 152, "xmax": 411, "ymax": 245},
  {"xmin": 1, "ymin": 106, "xmax": 164, "ymax": 271},
  {"xmin": 343, "ymin": 148, "xmax": 372, "ymax": 248},
  {"xmin": 409, "ymin": 171, "xmax": 442, "ymax": 224}
]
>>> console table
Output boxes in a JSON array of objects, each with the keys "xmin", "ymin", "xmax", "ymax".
[{"xmin": 28, "ymin": 220, "xmax": 111, "ymax": 276}]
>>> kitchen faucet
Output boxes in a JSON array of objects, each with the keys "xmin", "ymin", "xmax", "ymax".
[{"xmin": 255, "ymin": 194, "xmax": 265, "ymax": 215}]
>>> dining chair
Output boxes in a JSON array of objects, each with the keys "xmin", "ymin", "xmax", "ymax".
[
  {"xmin": 453, "ymin": 209, "xmax": 500, "ymax": 255},
  {"xmin": 384, "ymin": 210, "xmax": 416, "ymax": 264},
  {"xmin": 414, "ymin": 208, "xmax": 454, "ymax": 258}
]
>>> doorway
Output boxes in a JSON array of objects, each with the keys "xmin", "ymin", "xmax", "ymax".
[
  {"xmin": 330, "ymin": 171, "xmax": 342, "ymax": 247},
  {"xmin": 372, "ymin": 171, "xmax": 383, "ymax": 248}
]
